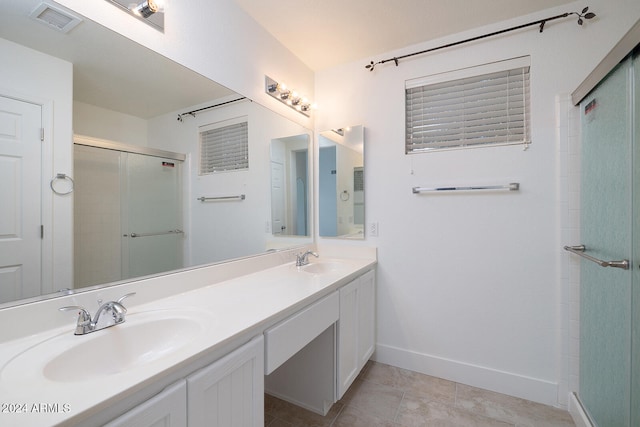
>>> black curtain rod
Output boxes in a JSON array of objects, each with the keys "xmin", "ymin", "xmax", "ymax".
[
  {"xmin": 177, "ymin": 97, "xmax": 248, "ymax": 121},
  {"xmin": 365, "ymin": 6, "xmax": 596, "ymax": 71}
]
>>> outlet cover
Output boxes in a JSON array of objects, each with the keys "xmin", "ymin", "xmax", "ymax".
[{"xmin": 369, "ymin": 222, "xmax": 379, "ymax": 237}]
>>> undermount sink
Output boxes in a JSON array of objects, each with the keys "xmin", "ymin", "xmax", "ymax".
[
  {"xmin": 298, "ymin": 260, "xmax": 349, "ymax": 274},
  {"xmin": 1, "ymin": 309, "xmax": 214, "ymax": 384}
]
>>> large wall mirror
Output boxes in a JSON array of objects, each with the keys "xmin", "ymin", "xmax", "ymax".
[
  {"xmin": 0, "ymin": 0, "xmax": 312, "ymax": 308},
  {"xmin": 318, "ymin": 126, "xmax": 365, "ymax": 239}
]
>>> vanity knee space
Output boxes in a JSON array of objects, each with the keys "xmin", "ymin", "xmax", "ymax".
[{"xmin": 264, "ymin": 268, "xmax": 376, "ymax": 415}]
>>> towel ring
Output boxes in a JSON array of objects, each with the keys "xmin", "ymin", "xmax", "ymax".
[
  {"xmin": 340, "ymin": 190, "xmax": 350, "ymax": 201},
  {"xmin": 50, "ymin": 173, "xmax": 74, "ymax": 195}
]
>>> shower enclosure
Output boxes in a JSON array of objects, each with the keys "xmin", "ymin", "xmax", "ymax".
[
  {"xmin": 575, "ymin": 46, "xmax": 639, "ymax": 427},
  {"xmin": 74, "ymin": 142, "xmax": 184, "ymax": 289}
]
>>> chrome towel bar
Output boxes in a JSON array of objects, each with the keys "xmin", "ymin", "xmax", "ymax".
[
  {"xmin": 197, "ymin": 194, "xmax": 246, "ymax": 202},
  {"xmin": 412, "ymin": 183, "xmax": 519, "ymax": 194},
  {"xmin": 129, "ymin": 229, "xmax": 184, "ymax": 238},
  {"xmin": 563, "ymin": 245, "xmax": 629, "ymax": 270}
]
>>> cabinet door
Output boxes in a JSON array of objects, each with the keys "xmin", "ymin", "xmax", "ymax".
[
  {"xmin": 358, "ymin": 269, "xmax": 376, "ymax": 368},
  {"xmin": 338, "ymin": 276, "xmax": 359, "ymax": 398},
  {"xmin": 104, "ymin": 381, "xmax": 186, "ymax": 427},
  {"xmin": 187, "ymin": 335, "xmax": 264, "ymax": 427},
  {"xmin": 337, "ymin": 270, "xmax": 376, "ymax": 399}
]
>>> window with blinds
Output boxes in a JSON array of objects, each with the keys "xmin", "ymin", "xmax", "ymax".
[
  {"xmin": 405, "ymin": 57, "xmax": 531, "ymax": 153},
  {"xmin": 199, "ymin": 119, "xmax": 249, "ymax": 174}
]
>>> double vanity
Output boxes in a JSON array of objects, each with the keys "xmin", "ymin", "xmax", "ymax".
[{"xmin": 0, "ymin": 245, "xmax": 376, "ymax": 426}]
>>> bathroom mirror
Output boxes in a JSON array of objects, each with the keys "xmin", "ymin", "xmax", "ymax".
[
  {"xmin": 318, "ymin": 126, "xmax": 365, "ymax": 239},
  {"xmin": 270, "ymin": 135, "xmax": 311, "ymax": 237},
  {"xmin": 0, "ymin": 0, "xmax": 312, "ymax": 308}
]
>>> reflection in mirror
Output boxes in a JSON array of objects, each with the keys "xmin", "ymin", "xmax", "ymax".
[
  {"xmin": 74, "ymin": 139, "xmax": 185, "ymax": 289},
  {"xmin": 0, "ymin": 1, "xmax": 312, "ymax": 308},
  {"xmin": 318, "ymin": 126, "xmax": 365, "ymax": 239},
  {"xmin": 270, "ymin": 135, "xmax": 310, "ymax": 236}
]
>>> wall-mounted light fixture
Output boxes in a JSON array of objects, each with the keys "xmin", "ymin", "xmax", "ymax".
[
  {"xmin": 131, "ymin": 0, "xmax": 159, "ymax": 18},
  {"xmin": 104, "ymin": 0, "xmax": 164, "ymax": 31},
  {"xmin": 265, "ymin": 76, "xmax": 315, "ymax": 117}
]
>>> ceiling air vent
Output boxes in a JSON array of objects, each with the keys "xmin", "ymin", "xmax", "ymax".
[{"xmin": 29, "ymin": 3, "xmax": 83, "ymax": 34}]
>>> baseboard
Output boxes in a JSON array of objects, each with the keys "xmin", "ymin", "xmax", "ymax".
[
  {"xmin": 374, "ymin": 343, "xmax": 559, "ymax": 406},
  {"xmin": 568, "ymin": 392, "xmax": 594, "ymax": 427}
]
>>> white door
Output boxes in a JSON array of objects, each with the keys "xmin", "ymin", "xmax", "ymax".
[
  {"xmin": 0, "ymin": 96, "xmax": 42, "ymax": 303},
  {"xmin": 271, "ymin": 161, "xmax": 286, "ymax": 234}
]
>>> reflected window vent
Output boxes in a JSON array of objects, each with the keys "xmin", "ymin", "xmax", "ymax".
[
  {"xmin": 30, "ymin": 3, "xmax": 83, "ymax": 34},
  {"xmin": 354, "ymin": 168, "xmax": 364, "ymax": 191}
]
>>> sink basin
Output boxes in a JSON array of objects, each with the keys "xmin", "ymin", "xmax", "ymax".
[
  {"xmin": 2, "ymin": 309, "xmax": 214, "ymax": 384},
  {"xmin": 298, "ymin": 260, "xmax": 348, "ymax": 274}
]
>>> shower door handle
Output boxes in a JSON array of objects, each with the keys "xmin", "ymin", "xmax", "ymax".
[
  {"xmin": 563, "ymin": 245, "xmax": 630, "ymax": 270},
  {"xmin": 127, "ymin": 229, "xmax": 184, "ymax": 238}
]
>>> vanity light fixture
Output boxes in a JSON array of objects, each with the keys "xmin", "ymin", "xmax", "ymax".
[
  {"xmin": 105, "ymin": 0, "xmax": 165, "ymax": 30},
  {"xmin": 131, "ymin": 0, "xmax": 159, "ymax": 18},
  {"xmin": 265, "ymin": 76, "xmax": 315, "ymax": 117}
]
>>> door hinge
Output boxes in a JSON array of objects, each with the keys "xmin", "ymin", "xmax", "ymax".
[
  {"xmin": 41, "ymin": 225, "xmax": 44, "ymax": 239},
  {"xmin": 40, "ymin": 128, "xmax": 44, "ymax": 142}
]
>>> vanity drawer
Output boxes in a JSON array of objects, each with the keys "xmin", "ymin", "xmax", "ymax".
[{"xmin": 264, "ymin": 291, "xmax": 339, "ymax": 374}]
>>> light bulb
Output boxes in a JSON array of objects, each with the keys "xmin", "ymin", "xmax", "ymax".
[{"xmin": 131, "ymin": 0, "xmax": 158, "ymax": 18}]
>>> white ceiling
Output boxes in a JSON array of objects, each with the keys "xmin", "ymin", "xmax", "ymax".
[{"xmin": 234, "ymin": 0, "xmax": 575, "ymax": 71}]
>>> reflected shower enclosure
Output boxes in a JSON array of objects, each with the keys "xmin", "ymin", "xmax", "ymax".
[{"xmin": 74, "ymin": 141, "xmax": 184, "ymax": 288}]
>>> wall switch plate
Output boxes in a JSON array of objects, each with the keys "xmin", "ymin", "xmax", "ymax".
[{"xmin": 369, "ymin": 222, "xmax": 379, "ymax": 237}]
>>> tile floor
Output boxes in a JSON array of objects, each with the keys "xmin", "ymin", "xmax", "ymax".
[{"xmin": 264, "ymin": 361, "xmax": 575, "ymax": 427}]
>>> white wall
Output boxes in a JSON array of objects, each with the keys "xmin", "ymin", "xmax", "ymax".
[
  {"xmin": 73, "ymin": 101, "xmax": 148, "ymax": 146},
  {"xmin": 0, "ymin": 38, "xmax": 73, "ymax": 294},
  {"xmin": 315, "ymin": 0, "xmax": 640, "ymax": 407}
]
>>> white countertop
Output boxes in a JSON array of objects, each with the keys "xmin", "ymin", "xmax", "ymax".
[{"xmin": 0, "ymin": 250, "xmax": 376, "ymax": 426}]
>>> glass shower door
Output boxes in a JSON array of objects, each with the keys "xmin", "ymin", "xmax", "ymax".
[
  {"xmin": 631, "ymin": 47, "xmax": 639, "ymax": 427},
  {"xmin": 579, "ymin": 55, "xmax": 634, "ymax": 427},
  {"xmin": 122, "ymin": 152, "xmax": 183, "ymax": 279}
]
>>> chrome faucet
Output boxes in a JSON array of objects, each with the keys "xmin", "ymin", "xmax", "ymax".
[
  {"xmin": 295, "ymin": 250, "xmax": 319, "ymax": 266},
  {"xmin": 59, "ymin": 292, "xmax": 136, "ymax": 335}
]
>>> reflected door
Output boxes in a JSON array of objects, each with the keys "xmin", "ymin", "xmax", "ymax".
[
  {"xmin": 271, "ymin": 161, "xmax": 286, "ymax": 234},
  {"xmin": 579, "ymin": 53, "xmax": 636, "ymax": 427},
  {"xmin": 0, "ymin": 96, "xmax": 41, "ymax": 302},
  {"xmin": 123, "ymin": 153, "xmax": 183, "ymax": 279}
]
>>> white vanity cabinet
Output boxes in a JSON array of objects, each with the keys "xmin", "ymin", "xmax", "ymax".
[
  {"xmin": 104, "ymin": 381, "xmax": 187, "ymax": 427},
  {"xmin": 104, "ymin": 336, "xmax": 263, "ymax": 427},
  {"xmin": 187, "ymin": 335, "xmax": 264, "ymax": 427},
  {"xmin": 337, "ymin": 269, "xmax": 376, "ymax": 398}
]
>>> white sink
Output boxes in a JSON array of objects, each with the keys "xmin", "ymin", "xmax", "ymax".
[
  {"xmin": 297, "ymin": 260, "xmax": 349, "ymax": 274},
  {"xmin": 2, "ymin": 308, "xmax": 214, "ymax": 384}
]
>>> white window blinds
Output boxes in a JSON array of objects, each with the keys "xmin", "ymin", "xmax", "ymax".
[
  {"xmin": 405, "ymin": 57, "xmax": 530, "ymax": 153},
  {"xmin": 199, "ymin": 119, "xmax": 248, "ymax": 174}
]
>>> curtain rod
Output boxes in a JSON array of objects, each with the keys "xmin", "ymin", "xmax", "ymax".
[
  {"xmin": 177, "ymin": 97, "xmax": 248, "ymax": 122},
  {"xmin": 365, "ymin": 7, "xmax": 596, "ymax": 72}
]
